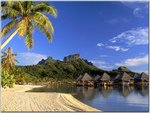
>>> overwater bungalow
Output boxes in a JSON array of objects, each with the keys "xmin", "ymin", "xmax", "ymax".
[
  {"xmin": 76, "ymin": 73, "xmax": 94, "ymax": 86},
  {"xmin": 115, "ymin": 72, "xmax": 133, "ymax": 85},
  {"xmin": 133, "ymin": 73, "xmax": 140, "ymax": 79},
  {"xmin": 76, "ymin": 75, "xmax": 83, "ymax": 86},
  {"xmin": 95, "ymin": 73, "xmax": 111, "ymax": 86},
  {"xmin": 114, "ymin": 74, "xmax": 121, "ymax": 85},
  {"xmin": 134, "ymin": 72, "xmax": 149, "ymax": 86},
  {"xmin": 94, "ymin": 75, "xmax": 101, "ymax": 87}
]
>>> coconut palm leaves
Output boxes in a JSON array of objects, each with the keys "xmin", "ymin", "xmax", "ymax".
[
  {"xmin": 1, "ymin": 47, "xmax": 18, "ymax": 72},
  {"xmin": 1, "ymin": 1, "xmax": 57, "ymax": 49}
]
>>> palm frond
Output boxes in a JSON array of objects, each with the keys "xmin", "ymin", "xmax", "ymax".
[
  {"xmin": 33, "ymin": 21, "xmax": 52, "ymax": 41},
  {"xmin": 1, "ymin": 1, "xmax": 57, "ymax": 49},
  {"xmin": 13, "ymin": 2, "xmax": 24, "ymax": 14},
  {"xmin": 3, "ymin": 1, "xmax": 24, "ymax": 14},
  {"xmin": 2, "ymin": 7, "xmax": 20, "ymax": 17},
  {"xmin": 30, "ymin": 2, "xmax": 57, "ymax": 17},
  {"xmin": 25, "ymin": 32, "xmax": 33, "ymax": 49},
  {"xmin": 25, "ymin": 22, "xmax": 34, "ymax": 49},
  {"xmin": 1, "ymin": 47, "xmax": 18, "ymax": 71},
  {"xmin": 26, "ymin": 1, "xmax": 33, "ymax": 10},
  {"xmin": 32, "ymin": 16, "xmax": 52, "ymax": 41},
  {"xmin": 1, "ymin": 19, "xmax": 17, "ymax": 38},
  {"xmin": 1, "ymin": 14, "xmax": 14, "ymax": 20},
  {"xmin": 14, "ymin": 59, "xmax": 19, "ymax": 63},
  {"xmin": 17, "ymin": 18, "xmax": 29, "ymax": 37},
  {"xmin": 33, "ymin": 12, "xmax": 54, "ymax": 33}
]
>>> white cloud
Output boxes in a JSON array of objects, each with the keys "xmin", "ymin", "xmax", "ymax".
[
  {"xmin": 133, "ymin": 8, "xmax": 144, "ymax": 18},
  {"xmin": 133, "ymin": 4, "xmax": 148, "ymax": 18},
  {"xmin": 121, "ymin": 48, "xmax": 129, "ymax": 51},
  {"xmin": 115, "ymin": 55, "xmax": 148, "ymax": 67},
  {"xmin": 90, "ymin": 60, "xmax": 112, "ymax": 69},
  {"xmin": 97, "ymin": 43, "xmax": 104, "ymax": 47},
  {"xmin": 106, "ymin": 46, "xmax": 129, "ymax": 51},
  {"xmin": 17, "ymin": 52, "xmax": 47, "ymax": 65},
  {"xmin": 97, "ymin": 42, "xmax": 129, "ymax": 52},
  {"xmin": 110, "ymin": 27, "xmax": 148, "ymax": 46},
  {"xmin": 121, "ymin": 1, "xmax": 148, "ymax": 18}
]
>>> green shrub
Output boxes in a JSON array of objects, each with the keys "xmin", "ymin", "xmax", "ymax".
[{"xmin": 2, "ymin": 70, "xmax": 15, "ymax": 88}]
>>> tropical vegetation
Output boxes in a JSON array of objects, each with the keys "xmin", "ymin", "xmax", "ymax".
[
  {"xmin": 1, "ymin": 1, "xmax": 57, "ymax": 88},
  {"xmin": 1, "ymin": 1, "xmax": 139, "ymax": 87},
  {"xmin": 1, "ymin": 1, "xmax": 57, "ymax": 50},
  {"xmin": 1, "ymin": 47, "xmax": 17, "ymax": 88},
  {"xmin": 16, "ymin": 54, "xmax": 137, "ymax": 85}
]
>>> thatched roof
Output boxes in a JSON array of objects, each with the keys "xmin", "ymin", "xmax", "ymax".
[
  {"xmin": 81, "ymin": 73, "xmax": 93, "ymax": 81},
  {"xmin": 134, "ymin": 72, "xmax": 149, "ymax": 80},
  {"xmin": 100, "ymin": 73, "xmax": 110, "ymax": 81},
  {"xmin": 115, "ymin": 74, "xmax": 121, "ymax": 79},
  {"xmin": 76, "ymin": 75, "xmax": 83, "ymax": 81},
  {"xmin": 133, "ymin": 73, "xmax": 140, "ymax": 79},
  {"xmin": 94, "ymin": 73, "xmax": 110, "ymax": 82},
  {"xmin": 116, "ymin": 72, "xmax": 132, "ymax": 81},
  {"xmin": 94, "ymin": 75, "xmax": 101, "ymax": 81}
]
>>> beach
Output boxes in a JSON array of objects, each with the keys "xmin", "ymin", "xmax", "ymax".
[{"xmin": 1, "ymin": 85, "xmax": 100, "ymax": 111}]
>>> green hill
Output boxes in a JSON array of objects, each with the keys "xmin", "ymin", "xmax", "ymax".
[{"xmin": 16, "ymin": 54, "xmax": 137, "ymax": 84}]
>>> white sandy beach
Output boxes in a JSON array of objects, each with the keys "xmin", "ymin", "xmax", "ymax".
[{"xmin": 1, "ymin": 85, "xmax": 100, "ymax": 111}]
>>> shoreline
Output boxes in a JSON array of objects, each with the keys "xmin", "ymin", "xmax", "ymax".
[{"xmin": 1, "ymin": 85, "xmax": 100, "ymax": 111}]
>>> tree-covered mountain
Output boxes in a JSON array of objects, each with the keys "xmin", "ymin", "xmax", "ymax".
[{"xmin": 16, "ymin": 54, "xmax": 137, "ymax": 84}]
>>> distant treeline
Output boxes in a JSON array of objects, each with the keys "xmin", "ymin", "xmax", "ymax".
[{"xmin": 15, "ymin": 54, "xmax": 137, "ymax": 84}]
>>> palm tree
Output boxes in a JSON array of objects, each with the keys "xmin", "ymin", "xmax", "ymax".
[
  {"xmin": 1, "ymin": 1, "xmax": 57, "ymax": 50},
  {"xmin": 1, "ymin": 47, "xmax": 18, "ymax": 72}
]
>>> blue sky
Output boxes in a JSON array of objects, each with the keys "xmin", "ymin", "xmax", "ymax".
[{"xmin": 1, "ymin": 1, "xmax": 149, "ymax": 73}]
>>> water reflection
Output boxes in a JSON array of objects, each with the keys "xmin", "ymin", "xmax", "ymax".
[
  {"xmin": 27, "ymin": 84, "xmax": 149, "ymax": 112},
  {"xmin": 28, "ymin": 84, "xmax": 149, "ymax": 98},
  {"xmin": 117, "ymin": 85, "xmax": 134, "ymax": 97},
  {"xmin": 98, "ymin": 86, "xmax": 113, "ymax": 98},
  {"xmin": 134, "ymin": 85, "xmax": 149, "ymax": 96},
  {"xmin": 76, "ymin": 87, "xmax": 95, "ymax": 101}
]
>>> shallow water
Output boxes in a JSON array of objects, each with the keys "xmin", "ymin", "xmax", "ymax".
[{"xmin": 28, "ymin": 84, "xmax": 149, "ymax": 112}]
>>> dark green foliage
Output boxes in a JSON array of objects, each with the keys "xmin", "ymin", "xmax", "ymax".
[
  {"xmin": 38, "ymin": 57, "xmax": 56, "ymax": 65},
  {"xmin": 13, "ymin": 68, "xmax": 42, "ymax": 84},
  {"xmin": 2, "ymin": 70, "xmax": 15, "ymax": 88},
  {"xmin": 63, "ymin": 54, "xmax": 80, "ymax": 62},
  {"xmin": 16, "ymin": 54, "xmax": 138, "ymax": 83},
  {"xmin": 17, "ymin": 56, "xmax": 102, "ymax": 82},
  {"xmin": 118, "ymin": 66, "xmax": 131, "ymax": 72}
]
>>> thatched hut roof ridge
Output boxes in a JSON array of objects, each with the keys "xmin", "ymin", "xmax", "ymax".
[
  {"xmin": 94, "ymin": 75, "xmax": 101, "ymax": 81},
  {"xmin": 81, "ymin": 73, "xmax": 93, "ymax": 81},
  {"xmin": 115, "ymin": 74, "xmax": 121, "ymax": 79},
  {"xmin": 134, "ymin": 72, "xmax": 149, "ymax": 80},
  {"xmin": 116, "ymin": 72, "xmax": 132, "ymax": 81},
  {"xmin": 133, "ymin": 73, "xmax": 140, "ymax": 79},
  {"xmin": 94, "ymin": 72, "xmax": 110, "ymax": 82},
  {"xmin": 100, "ymin": 72, "xmax": 110, "ymax": 81},
  {"xmin": 76, "ymin": 75, "xmax": 83, "ymax": 81}
]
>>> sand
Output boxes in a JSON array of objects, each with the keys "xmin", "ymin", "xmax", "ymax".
[{"xmin": 1, "ymin": 85, "xmax": 100, "ymax": 111}]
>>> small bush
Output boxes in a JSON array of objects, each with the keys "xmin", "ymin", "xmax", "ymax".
[{"xmin": 1, "ymin": 70, "xmax": 15, "ymax": 88}]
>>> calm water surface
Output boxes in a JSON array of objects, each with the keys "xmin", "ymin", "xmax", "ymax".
[{"xmin": 28, "ymin": 84, "xmax": 149, "ymax": 112}]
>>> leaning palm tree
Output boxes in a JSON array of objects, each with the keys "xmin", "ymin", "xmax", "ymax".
[
  {"xmin": 1, "ymin": 47, "xmax": 18, "ymax": 72},
  {"xmin": 1, "ymin": 1, "xmax": 57, "ymax": 50}
]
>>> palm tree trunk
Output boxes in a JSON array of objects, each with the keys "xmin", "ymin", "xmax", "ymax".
[{"xmin": 1, "ymin": 29, "xmax": 19, "ymax": 50}]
